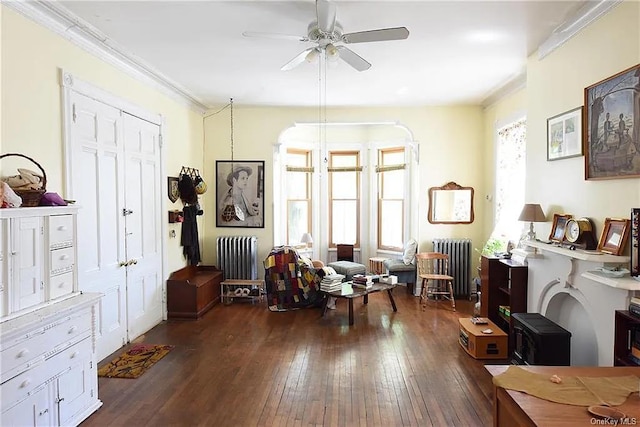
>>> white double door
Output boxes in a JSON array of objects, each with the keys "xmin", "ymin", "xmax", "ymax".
[{"xmin": 67, "ymin": 91, "xmax": 163, "ymax": 361}]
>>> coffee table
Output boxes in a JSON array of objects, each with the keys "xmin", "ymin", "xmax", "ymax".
[{"xmin": 321, "ymin": 282, "xmax": 397, "ymax": 325}]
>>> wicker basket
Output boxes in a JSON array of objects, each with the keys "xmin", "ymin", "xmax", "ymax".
[{"xmin": 1, "ymin": 153, "xmax": 47, "ymax": 207}]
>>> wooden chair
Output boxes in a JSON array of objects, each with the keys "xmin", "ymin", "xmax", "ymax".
[
  {"xmin": 336, "ymin": 244, "xmax": 354, "ymax": 262},
  {"xmin": 417, "ymin": 252, "xmax": 456, "ymax": 311}
]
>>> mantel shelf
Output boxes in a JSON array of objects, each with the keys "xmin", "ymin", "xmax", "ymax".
[
  {"xmin": 523, "ymin": 241, "xmax": 638, "ymax": 290},
  {"xmin": 581, "ymin": 271, "xmax": 640, "ymax": 291},
  {"xmin": 524, "ymin": 240, "xmax": 629, "ymax": 263}
]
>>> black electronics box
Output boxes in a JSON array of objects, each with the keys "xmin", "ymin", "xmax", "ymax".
[{"xmin": 511, "ymin": 313, "xmax": 572, "ymax": 366}]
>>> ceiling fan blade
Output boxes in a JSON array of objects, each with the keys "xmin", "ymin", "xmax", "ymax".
[
  {"xmin": 316, "ymin": 0, "xmax": 336, "ymax": 33},
  {"xmin": 343, "ymin": 27, "xmax": 410, "ymax": 44},
  {"xmin": 281, "ymin": 47, "xmax": 316, "ymax": 71},
  {"xmin": 336, "ymin": 46, "xmax": 371, "ymax": 72},
  {"xmin": 242, "ymin": 31, "xmax": 309, "ymax": 42}
]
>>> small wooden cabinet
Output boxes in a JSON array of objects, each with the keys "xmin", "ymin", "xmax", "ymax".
[
  {"xmin": 480, "ymin": 256, "xmax": 528, "ymax": 356},
  {"xmin": 458, "ymin": 318, "xmax": 508, "ymax": 359},
  {"xmin": 614, "ymin": 310, "xmax": 640, "ymax": 366},
  {"xmin": 167, "ymin": 265, "xmax": 223, "ymax": 319}
]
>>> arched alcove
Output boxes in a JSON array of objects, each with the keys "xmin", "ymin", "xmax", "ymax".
[{"xmin": 545, "ymin": 292, "xmax": 598, "ymax": 366}]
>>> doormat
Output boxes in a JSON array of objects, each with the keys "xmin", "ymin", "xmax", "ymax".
[{"xmin": 98, "ymin": 343, "xmax": 174, "ymax": 379}]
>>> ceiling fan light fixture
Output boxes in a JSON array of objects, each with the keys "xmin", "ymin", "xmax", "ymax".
[
  {"xmin": 325, "ymin": 43, "xmax": 339, "ymax": 61},
  {"xmin": 305, "ymin": 48, "xmax": 320, "ymax": 64}
]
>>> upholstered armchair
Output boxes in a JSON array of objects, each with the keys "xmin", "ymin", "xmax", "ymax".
[{"xmin": 383, "ymin": 238, "xmax": 418, "ymax": 295}]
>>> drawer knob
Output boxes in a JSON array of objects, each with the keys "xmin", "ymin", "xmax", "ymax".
[
  {"xmin": 17, "ymin": 348, "xmax": 30, "ymax": 358},
  {"xmin": 68, "ymin": 325, "xmax": 77, "ymax": 334},
  {"xmin": 60, "ymin": 254, "xmax": 70, "ymax": 261},
  {"xmin": 57, "ymin": 225, "xmax": 67, "ymax": 231},
  {"xmin": 20, "ymin": 378, "xmax": 31, "ymax": 388},
  {"xmin": 70, "ymin": 351, "xmax": 80, "ymax": 359},
  {"xmin": 58, "ymin": 281, "xmax": 66, "ymax": 288}
]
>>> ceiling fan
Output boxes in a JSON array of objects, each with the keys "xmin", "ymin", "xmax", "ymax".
[{"xmin": 242, "ymin": 0, "xmax": 409, "ymax": 72}]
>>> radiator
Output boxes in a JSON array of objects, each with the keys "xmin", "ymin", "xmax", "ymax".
[
  {"xmin": 432, "ymin": 238, "xmax": 472, "ymax": 298},
  {"xmin": 216, "ymin": 236, "xmax": 258, "ymax": 280}
]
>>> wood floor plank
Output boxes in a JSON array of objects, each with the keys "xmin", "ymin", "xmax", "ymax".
[{"xmin": 82, "ymin": 293, "xmax": 496, "ymax": 426}]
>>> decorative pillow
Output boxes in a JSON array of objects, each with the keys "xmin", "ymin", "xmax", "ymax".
[{"xmin": 402, "ymin": 238, "xmax": 418, "ymax": 265}]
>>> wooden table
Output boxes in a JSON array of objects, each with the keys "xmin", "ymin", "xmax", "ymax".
[
  {"xmin": 321, "ymin": 282, "xmax": 397, "ymax": 325},
  {"xmin": 486, "ymin": 365, "xmax": 640, "ymax": 427}
]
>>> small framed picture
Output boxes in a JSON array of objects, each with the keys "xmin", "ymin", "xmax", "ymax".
[
  {"xmin": 549, "ymin": 214, "xmax": 572, "ymax": 242},
  {"xmin": 167, "ymin": 176, "xmax": 179, "ymax": 203},
  {"xmin": 547, "ymin": 106, "xmax": 583, "ymax": 161},
  {"xmin": 597, "ymin": 217, "xmax": 630, "ymax": 256}
]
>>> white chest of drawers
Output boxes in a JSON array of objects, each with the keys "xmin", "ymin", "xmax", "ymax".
[{"xmin": 0, "ymin": 207, "xmax": 102, "ymax": 426}]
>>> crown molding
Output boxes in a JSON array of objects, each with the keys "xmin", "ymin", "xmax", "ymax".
[
  {"xmin": 5, "ymin": 0, "xmax": 208, "ymax": 114},
  {"xmin": 481, "ymin": 72, "xmax": 527, "ymax": 109},
  {"xmin": 538, "ymin": 0, "xmax": 622, "ymax": 60}
]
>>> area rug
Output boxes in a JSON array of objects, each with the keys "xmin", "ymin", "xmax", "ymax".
[{"xmin": 98, "ymin": 343, "xmax": 174, "ymax": 379}]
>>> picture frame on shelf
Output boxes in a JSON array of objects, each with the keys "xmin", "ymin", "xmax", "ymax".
[
  {"xmin": 597, "ymin": 217, "xmax": 631, "ymax": 256},
  {"xmin": 549, "ymin": 214, "xmax": 572, "ymax": 243},
  {"xmin": 215, "ymin": 160, "xmax": 265, "ymax": 228},
  {"xmin": 547, "ymin": 106, "xmax": 583, "ymax": 161},
  {"xmin": 631, "ymin": 208, "xmax": 639, "ymax": 277},
  {"xmin": 584, "ymin": 64, "xmax": 640, "ymax": 180}
]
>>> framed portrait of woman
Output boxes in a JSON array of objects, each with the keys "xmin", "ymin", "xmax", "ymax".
[{"xmin": 216, "ymin": 160, "xmax": 265, "ymax": 228}]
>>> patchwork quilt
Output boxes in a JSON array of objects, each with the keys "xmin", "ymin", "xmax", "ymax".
[{"xmin": 263, "ymin": 246, "xmax": 329, "ymax": 311}]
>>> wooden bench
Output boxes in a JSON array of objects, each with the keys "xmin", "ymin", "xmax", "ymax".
[{"xmin": 167, "ymin": 265, "xmax": 223, "ymax": 319}]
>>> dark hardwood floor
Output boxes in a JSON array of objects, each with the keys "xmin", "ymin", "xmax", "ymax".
[{"xmin": 82, "ymin": 290, "xmax": 501, "ymax": 426}]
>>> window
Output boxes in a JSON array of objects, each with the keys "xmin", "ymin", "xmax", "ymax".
[
  {"xmin": 275, "ymin": 123, "xmax": 416, "ymax": 259},
  {"xmin": 285, "ymin": 149, "xmax": 313, "ymax": 245},
  {"xmin": 492, "ymin": 117, "xmax": 526, "ymax": 248},
  {"xmin": 328, "ymin": 151, "xmax": 360, "ymax": 247},
  {"xmin": 377, "ymin": 147, "xmax": 405, "ymax": 251}
]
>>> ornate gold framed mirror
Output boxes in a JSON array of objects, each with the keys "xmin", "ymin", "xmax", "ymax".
[{"xmin": 428, "ymin": 182, "xmax": 475, "ymax": 224}]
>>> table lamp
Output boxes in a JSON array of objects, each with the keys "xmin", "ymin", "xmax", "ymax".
[
  {"xmin": 518, "ymin": 203, "xmax": 546, "ymax": 241},
  {"xmin": 300, "ymin": 232, "xmax": 313, "ymax": 248}
]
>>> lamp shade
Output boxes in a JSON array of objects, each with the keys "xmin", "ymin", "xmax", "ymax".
[
  {"xmin": 300, "ymin": 232, "xmax": 313, "ymax": 244},
  {"xmin": 518, "ymin": 204, "xmax": 546, "ymax": 222}
]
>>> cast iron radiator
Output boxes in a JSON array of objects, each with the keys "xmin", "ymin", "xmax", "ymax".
[
  {"xmin": 432, "ymin": 238, "xmax": 472, "ymax": 298},
  {"xmin": 216, "ymin": 236, "xmax": 258, "ymax": 280}
]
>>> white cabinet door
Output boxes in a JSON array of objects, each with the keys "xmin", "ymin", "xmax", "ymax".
[
  {"xmin": 56, "ymin": 338, "xmax": 94, "ymax": 426},
  {"xmin": 1, "ymin": 384, "xmax": 52, "ymax": 427},
  {"xmin": 11, "ymin": 217, "xmax": 44, "ymax": 312}
]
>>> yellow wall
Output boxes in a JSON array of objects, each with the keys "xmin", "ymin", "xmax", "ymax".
[
  {"xmin": 3, "ymin": 0, "xmax": 638, "ymax": 277},
  {"xmin": 1, "ymin": 7, "xmax": 204, "ymax": 274},
  {"xmin": 203, "ymin": 105, "xmax": 485, "ymax": 266},
  {"xmin": 484, "ymin": 1, "xmax": 639, "ymax": 251},
  {"xmin": 526, "ymin": 1, "xmax": 639, "ymax": 243}
]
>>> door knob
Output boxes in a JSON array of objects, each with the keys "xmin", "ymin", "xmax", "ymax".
[
  {"xmin": 122, "ymin": 208, "xmax": 134, "ymax": 216},
  {"xmin": 119, "ymin": 261, "xmax": 128, "ymax": 267}
]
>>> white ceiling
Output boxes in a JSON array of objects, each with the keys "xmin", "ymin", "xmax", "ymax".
[{"xmin": 48, "ymin": 0, "xmax": 596, "ymax": 108}]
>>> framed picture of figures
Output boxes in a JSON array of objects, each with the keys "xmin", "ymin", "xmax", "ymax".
[
  {"xmin": 584, "ymin": 64, "xmax": 640, "ymax": 180},
  {"xmin": 215, "ymin": 160, "xmax": 265, "ymax": 228}
]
